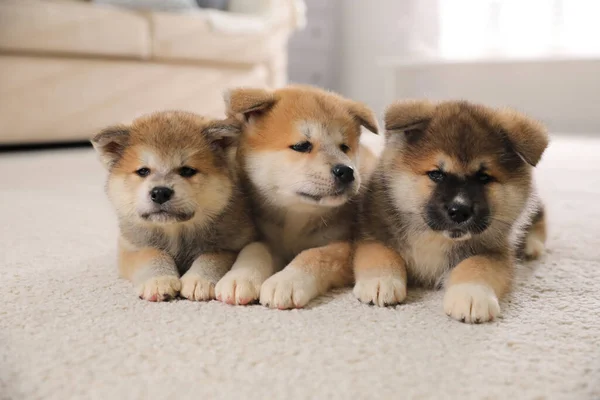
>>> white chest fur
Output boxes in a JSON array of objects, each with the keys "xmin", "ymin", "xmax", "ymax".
[
  {"xmin": 259, "ymin": 211, "xmax": 332, "ymax": 265},
  {"xmin": 159, "ymin": 224, "xmax": 185, "ymax": 255},
  {"xmin": 400, "ymin": 231, "xmax": 455, "ymax": 287}
]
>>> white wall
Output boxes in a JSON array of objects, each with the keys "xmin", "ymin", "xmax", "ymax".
[
  {"xmin": 338, "ymin": 1, "xmax": 600, "ymax": 133},
  {"xmin": 387, "ymin": 59, "xmax": 600, "ymax": 134},
  {"xmin": 288, "ymin": 0, "xmax": 341, "ymax": 91},
  {"xmin": 338, "ymin": 0, "xmax": 438, "ymax": 120}
]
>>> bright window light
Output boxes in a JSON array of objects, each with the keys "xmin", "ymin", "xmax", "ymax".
[{"xmin": 438, "ymin": 0, "xmax": 600, "ymax": 59}]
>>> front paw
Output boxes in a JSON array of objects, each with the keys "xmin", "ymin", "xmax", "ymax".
[
  {"xmin": 524, "ymin": 236, "xmax": 545, "ymax": 260},
  {"xmin": 136, "ymin": 275, "xmax": 181, "ymax": 302},
  {"xmin": 353, "ymin": 275, "xmax": 407, "ymax": 307},
  {"xmin": 443, "ymin": 283, "xmax": 501, "ymax": 323},
  {"xmin": 215, "ymin": 270, "xmax": 262, "ymax": 305},
  {"xmin": 259, "ymin": 268, "xmax": 318, "ymax": 309},
  {"xmin": 180, "ymin": 272, "xmax": 215, "ymax": 301}
]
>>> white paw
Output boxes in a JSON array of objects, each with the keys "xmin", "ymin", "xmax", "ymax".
[
  {"xmin": 215, "ymin": 270, "xmax": 262, "ymax": 305},
  {"xmin": 259, "ymin": 268, "xmax": 318, "ymax": 309},
  {"xmin": 524, "ymin": 236, "xmax": 545, "ymax": 260},
  {"xmin": 180, "ymin": 272, "xmax": 215, "ymax": 301},
  {"xmin": 353, "ymin": 275, "xmax": 407, "ymax": 307},
  {"xmin": 136, "ymin": 275, "xmax": 181, "ymax": 302},
  {"xmin": 443, "ymin": 283, "xmax": 501, "ymax": 323}
]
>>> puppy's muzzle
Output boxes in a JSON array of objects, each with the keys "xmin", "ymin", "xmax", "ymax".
[
  {"xmin": 332, "ymin": 164, "xmax": 355, "ymax": 185},
  {"xmin": 150, "ymin": 186, "xmax": 174, "ymax": 205}
]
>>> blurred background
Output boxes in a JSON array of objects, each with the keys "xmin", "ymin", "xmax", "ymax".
[
  {"xmin": 291, "ymin": 0, "xmax": 600, "ymax": 134},
  {"xmin": 1, "ymin": 0, "xmax": 599, "ymax": 147}
]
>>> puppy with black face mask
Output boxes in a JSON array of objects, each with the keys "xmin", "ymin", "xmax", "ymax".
[
  {"xmin": 92, "ymin": 111, "xmax": 255, "ymax": 301},
  {"xmin": 353, "ymin": 100, "xmax": 548, "ymax": 323}
]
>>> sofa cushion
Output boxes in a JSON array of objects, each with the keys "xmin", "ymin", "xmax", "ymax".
[
  {"xmin": 0, "ymin": 0, "xmax": 151, "ymax": 59},
  {"xmin": 0, "ymin": 55, "xmax": 268, "ymax": 144},
  {"xmin": 90, "ymin": 0, "xmax": 201, "ymax": 12},
  {"xmin": 150, "ymin": 8, "xmax": 291, "ymax": 64}
]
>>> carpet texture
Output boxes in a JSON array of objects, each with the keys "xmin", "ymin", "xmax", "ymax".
[{"xmin": 1, "ymin": 135, "xmax": 599, "ymax": 400}]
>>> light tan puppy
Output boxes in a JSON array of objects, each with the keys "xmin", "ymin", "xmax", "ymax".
[
  {"xmin": 214, "ymin": 85, "xmax": 379, "ymax": 309},
  {"xmin": 92, "ymin": 111, "xmax": 255, "ymax": 301},
  {"xmin": 354, "ymin": 100, "xmax": 548, "ymax": 323}
]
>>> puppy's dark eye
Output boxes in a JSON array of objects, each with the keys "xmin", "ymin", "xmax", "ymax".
[
  {"xmin": 427, "ymin": 170, "xmax": 445, "ymax": 183},
  {"xmin": 290, "ymin": 141, "xmax": 312, "ymax": 153},
  {"xmin": 404, "ymin": 128, "xmax": 423, "ymax": 137},
  {"xmin": 340, "ymin": 144, "xmax": 351, "ymax": 153},
  {"xmin": 179, "ymin": 166, "xmax": 198, "ymax": 178},
  {"xmin": 476, "ymin": 171, "xmax": 494, "ymax": 184},
  {"xmin": 135, "ymin": 167, "xmax": 151, "ymax": 177}
]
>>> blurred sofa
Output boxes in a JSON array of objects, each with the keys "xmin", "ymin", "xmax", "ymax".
[{"xmin": 0, "ymin": 0, "xmax": 305, "ymax": 144}]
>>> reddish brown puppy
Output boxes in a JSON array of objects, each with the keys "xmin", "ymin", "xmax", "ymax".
[
  {"xmin": 215, "ymin": 85, "xmax": 379, "ymax": 309},
  {"xmin": 92, "ymin": 111, "xmax": 255, "ymax": 301}
]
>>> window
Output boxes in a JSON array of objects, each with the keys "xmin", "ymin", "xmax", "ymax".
[{"xmin": 438, "ymin": 0, "xmax": 600, "ymax": 59}]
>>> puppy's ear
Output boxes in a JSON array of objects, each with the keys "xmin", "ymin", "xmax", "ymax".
[
  {"xmin": 496, "ymin": 109, "xmax": 549, "ymax": 166},
  {"xmin": 202, "ymin": 118, "xmax": 242, "ymax": 150},
  {"xmin": 224, "ymin": 88, "xmax": 276, "ymax": 122},
  {"xmin": 384, "ymin": 100, "xmax": 436, "ymax": 142},
  {"xmin": 347, "ymin": 101, "xmax": 379, "ymax": 134},
  {"xmin": 91, "ymin": 125, "xmax": 130, "ymax": 169}
]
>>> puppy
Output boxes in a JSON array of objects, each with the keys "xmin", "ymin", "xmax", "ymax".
[
  {"xmin": 214, "ymin": 85, "xmax": 379, "ymax": 308},
  {"xmin": 353, "ymin": 100, "xmax": 549, "ymax": 323},
  {"xmin": 92, "ymin": 111, "xmax": 255, "ymax": 301}
]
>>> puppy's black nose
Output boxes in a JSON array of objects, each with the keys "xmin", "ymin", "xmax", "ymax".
[
  {"xmin": 332, "ymin": 164, "xmax": 355, "ymax": 184},
  {"xmin": 150, "ymin": 187, "xmax": 174, "ymax": 204},
  {"xmin": 447, "ymin": 203, "xmax": 473, "ymax": 224}
]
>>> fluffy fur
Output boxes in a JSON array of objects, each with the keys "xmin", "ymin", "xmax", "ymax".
[
  {"xmin": 354, "ymin": 100, "xmax": 549, "ymax": 323},
  {"xmin": 91, "ymin": 111, "xmax": 255, "ymax": 301},
  {"xmin": 215, "ymin": 85, "xmax": 379, "ymax": 308}
]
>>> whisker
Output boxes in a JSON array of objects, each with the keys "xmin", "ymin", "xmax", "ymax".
[{"xmin": 489, "ymin": 217, "xmax": 513, "ymax": 227}]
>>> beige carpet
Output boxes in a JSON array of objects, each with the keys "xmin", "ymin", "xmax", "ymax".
[{"xmin": 1, "ymin": 135, "xmax": 599, "ymax": 400}]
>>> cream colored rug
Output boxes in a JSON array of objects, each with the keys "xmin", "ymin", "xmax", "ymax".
[{"xmin": 1, "ymin": 135, "xmax": 598, "ymax": 400}]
